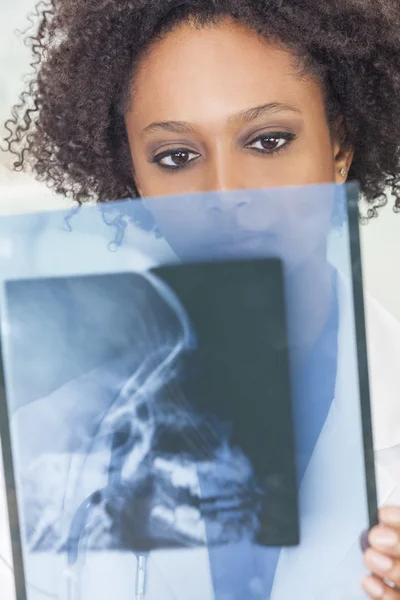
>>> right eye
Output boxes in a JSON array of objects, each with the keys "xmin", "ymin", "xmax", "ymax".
[{"xmin": 151, "ymin": 149, "xmax": 200, "ymax": 170}]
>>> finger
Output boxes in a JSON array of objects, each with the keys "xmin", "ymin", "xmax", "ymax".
[
  {"xmin": 362, "ymin": 575, "xmax": 400, "ymax": 599},
  {"xmin": 380, "ymin": 508, "xmax": 400, "ymax": 530},
  {"xmin": 364, "ymin": 548, "xmax": 400, "ymax": 588},
  {"xmin": 369, "ymin": 526, "xmax": 400, "ymax": 559}
]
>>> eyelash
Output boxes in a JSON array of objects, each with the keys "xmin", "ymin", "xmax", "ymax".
[
  {"xmin": 149, "ymin": 149, "xmax": 200, "ymax": 171},
  {"xmin": 149, "ymin": 131, "xmax": 297, "ymax": 171},
  {"xmin": 246, "ymin": 131, "xmax": 296, "ymax": 155}
]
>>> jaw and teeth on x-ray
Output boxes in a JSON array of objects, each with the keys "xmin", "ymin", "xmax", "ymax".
[{"xmin": 19, "ymin": 272, "xmax": 264, "ymax": 558}]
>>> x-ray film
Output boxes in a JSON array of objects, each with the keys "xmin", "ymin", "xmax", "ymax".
[{"xmin": 0, "ymin": 182, "xmax": 377, "ymax": 600}]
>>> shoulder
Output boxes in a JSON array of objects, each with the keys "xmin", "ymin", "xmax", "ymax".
[
  {"xmin": 364, "ymin": 292, "xmax": 400, "ymax": 452},
  {"xmin": 364, "ymin": 291, "xmax": 400, "ymax": 358}
]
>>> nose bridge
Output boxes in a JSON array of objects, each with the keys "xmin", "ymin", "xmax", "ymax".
[
  {"xmin": 211, "ymin": 146, "xmax": 243, "ymax": 192},
  {"xmin": 204, "ymin": 147, "xmax": 247, "ymax": 210}
]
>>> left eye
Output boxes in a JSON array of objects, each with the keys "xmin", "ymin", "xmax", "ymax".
[{"xmin": 246, "ymin": 133, "xmax": 295, "ymax": 153}]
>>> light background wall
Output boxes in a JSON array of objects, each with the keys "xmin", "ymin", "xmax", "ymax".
[{"xmin": 1, "ymin": 0, "xmax": 399, "ymax": 320}]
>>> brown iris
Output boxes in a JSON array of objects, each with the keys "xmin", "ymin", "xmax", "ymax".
[
  {"xmin": 259, "ymin": 136, "xmax": 280, "ymax": 151},
  {"xmin": 170, "ymin": 151, "xmax": 190, "ymax": 165}
]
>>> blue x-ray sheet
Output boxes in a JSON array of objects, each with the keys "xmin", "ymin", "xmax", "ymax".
[{"xmin": 0, "ymin": 182, "xmax": 376, "ymax": 600}]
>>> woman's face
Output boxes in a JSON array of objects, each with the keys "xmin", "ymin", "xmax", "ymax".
[
  {"xmin": 124, "ymin": 18, "xmax": 353, "ymax": 264},
  {"xmin": 125, "ymin": 18, "xmax": 352, "ymax": 197}
]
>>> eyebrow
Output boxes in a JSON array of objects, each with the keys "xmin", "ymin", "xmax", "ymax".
[
  {"xmin": 228, "ymin": 102, "xmax": 301, "ymax": 126},
  {"xmin": 143, "ymin": 120, "xmax": 197, "ymax": 135},
  {"xmin": 142, "ymin": 102, "xmax": 301, "ymax": 136}
]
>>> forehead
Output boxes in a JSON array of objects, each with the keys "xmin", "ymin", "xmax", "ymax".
[{"xmin": 128, "ymin": 19, "xmax": 324, "ymax": 124}]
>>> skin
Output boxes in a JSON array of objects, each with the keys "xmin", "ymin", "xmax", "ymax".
[{"xmin": 124, "ymin": 18, "xmax": 400, "ymax": 598}]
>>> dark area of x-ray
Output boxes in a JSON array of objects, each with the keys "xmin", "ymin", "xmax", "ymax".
[{"xmin": 3, "ymin": 258, "xmax": 299, "ymax": 556}]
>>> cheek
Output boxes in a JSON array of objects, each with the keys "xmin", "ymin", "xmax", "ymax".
[
  {"xmin": 275, "ymin": 138, "xmax": 335, "ymax": 188},
  {"xmin": 239, "ymin": 152, "xmax": 335, "ymax": 189},
  {"xmin": 297, "ymin": 124, "xmax": 336, "ymax": 184},
  {"xmin": 134, "ymin": 165, "xmax": 167, "ymax": 197}
]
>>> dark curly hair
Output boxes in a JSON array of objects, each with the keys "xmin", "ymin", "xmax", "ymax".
[{"xmin": 3, "ymin": 0, "xmax": 400, "ymax": 222}]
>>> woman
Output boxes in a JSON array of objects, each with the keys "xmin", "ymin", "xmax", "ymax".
[{"xmin": 3, "ymin": 0, "xmax": 400, "ymax": 598}]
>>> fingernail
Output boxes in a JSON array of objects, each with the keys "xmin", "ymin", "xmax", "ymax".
[
  {"xmin": 370, "ymin": 528, "xmax": 399, "ymax": 548},
  {"xmin": 363, "ymin": 577, "xmax": 384, "ymax": 598},
  {"xmin": 361, "ymin": 530, "xmax": 370, "ymax": 552},
  {"xmin": 380, "ymin": 506, "xmax": 400, "ymax": 525},
  {"xmin": 368, "ymin": 551, "xmax": 393, "ymax": 572}
]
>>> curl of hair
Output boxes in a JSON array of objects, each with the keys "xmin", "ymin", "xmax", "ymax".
[{"xmin": 3, "ymin": 0, "xmax": 400, "ymax": 227}]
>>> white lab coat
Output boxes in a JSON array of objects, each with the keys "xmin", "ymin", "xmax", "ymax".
[{"xmin": 0, "ymin": 278, "xmax": 399, "ymax": 600}]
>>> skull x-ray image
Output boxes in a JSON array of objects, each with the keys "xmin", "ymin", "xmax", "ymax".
[{"xmin": 2, "ymin": 259, "xmax": 298, "ymax": 561}]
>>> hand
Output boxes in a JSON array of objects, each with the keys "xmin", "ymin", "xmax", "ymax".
[{"xmin": 362, "ymin": 506, "xmax": 400, "ymax": 598}]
